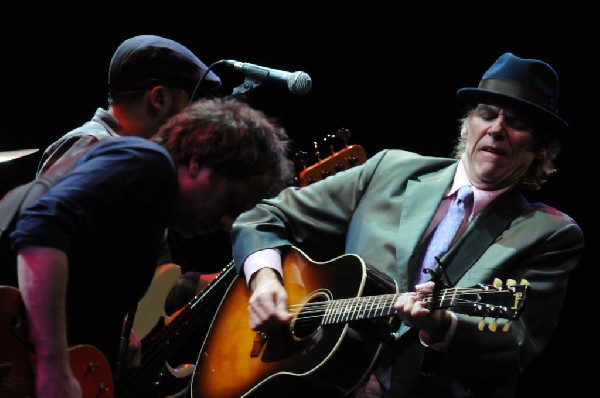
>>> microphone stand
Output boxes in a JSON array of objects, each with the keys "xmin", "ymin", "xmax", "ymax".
[{"xmin": 231, "ymin": 78, "xmax": 262, "ymax": 96}]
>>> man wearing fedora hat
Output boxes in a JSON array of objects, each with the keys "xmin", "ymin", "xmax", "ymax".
[{"xmin": 223, "ymin": 52, "xmax": 584, "ymax": 397}]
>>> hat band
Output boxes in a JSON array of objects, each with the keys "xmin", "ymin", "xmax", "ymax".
[{"xmin": 478, "ymin": 78, "xmax": 557, "ymax": 113}]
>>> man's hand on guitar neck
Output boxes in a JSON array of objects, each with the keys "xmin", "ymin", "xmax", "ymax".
[
  {"xmin": 395, "ymin": 281, "xmax": 455, "ymax": 347},
  {"xmin": 248, "ymin": 267, "xmax": 292, "ymax": 332}
]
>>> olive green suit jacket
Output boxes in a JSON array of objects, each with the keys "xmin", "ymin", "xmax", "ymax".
[{"xmin": 231, "ymin": 149, "xmax": 584, "ymax": 397}]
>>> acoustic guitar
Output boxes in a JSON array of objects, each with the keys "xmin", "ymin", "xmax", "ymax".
[
  {"xmin": 190, "ymin": 246, "xmax": 529, "ymax": 398},
  {"xmin": 0, "ymin": 285, "xmax": 113, "ymax": 398},
  {"xmin": 117, "ymin": 132, "xmax": 369, "ymax": 397}
]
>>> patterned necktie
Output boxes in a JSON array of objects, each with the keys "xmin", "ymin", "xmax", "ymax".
[{"xmin": 416, "ymin": 185, "xmax": 474, "ymax": 285}]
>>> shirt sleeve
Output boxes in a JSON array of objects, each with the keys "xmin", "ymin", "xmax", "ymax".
[
  {"xmin": 243, "ymin": 248, "xmax": 282, "ymax": 286},
  {"xmin": 11, "ymin": 137, "xmax": 176, "ymax": 253},
  {"xmin": 419, "ymin": 311, "xmax": 458, "ymax": 351}
]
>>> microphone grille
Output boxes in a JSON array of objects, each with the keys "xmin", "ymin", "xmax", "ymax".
[{"xmin": 288, "ymin": 71, "xmax": 312, "ymax": 95}]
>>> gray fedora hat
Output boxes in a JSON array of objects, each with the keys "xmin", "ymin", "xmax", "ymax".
[{"xmin": 457, "ymin": 52, "xmax": 568, "ymax": 136}]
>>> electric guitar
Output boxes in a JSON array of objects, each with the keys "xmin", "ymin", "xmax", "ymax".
[
  {"xmin": 0, "ymin": 285, "xmax": 113, "ymax": 398},
  {"xmin": 116, "ymin": 262, "xmax": 237, "ymax": 398},
  {"xmin": 190, "ymin": 246, "xmax": 529, "ymax": 398},
  {"xmin": 295, "ymin": 128, "xmax": 367, "ymax": 187}
]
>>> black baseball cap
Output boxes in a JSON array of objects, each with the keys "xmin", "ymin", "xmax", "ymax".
[{"xmin": 108, "ymin": 34, "xmax": 221, "ymax": 96}]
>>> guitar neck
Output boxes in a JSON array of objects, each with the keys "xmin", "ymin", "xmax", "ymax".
[
  {"xmin": 319, "ymin": 284, "xmax": 529, "ymax": 325},
  {"xmin": 190, "ymin": 247, "xmax": 530, "ymax": 398},
  {"xmin": 118, "ymin": 262, "xmax": 237, "ymax": 397}
]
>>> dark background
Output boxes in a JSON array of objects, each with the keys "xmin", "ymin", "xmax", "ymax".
[{"xmin": 1, "ymin": 14, "xmax": 593, "ymax": 396}]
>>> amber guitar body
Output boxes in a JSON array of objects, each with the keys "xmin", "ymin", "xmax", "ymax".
[
  {"xmin": 190, "ymin": 247, "xmax": 529, "ymax": 398},
  {"xmin": 190, "ymin": 247, "xmax": 398, "ymax": 398}
]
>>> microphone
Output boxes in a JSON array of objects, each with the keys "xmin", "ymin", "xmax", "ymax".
[{"xmin": 223, "ymin": 60, "xmax": 312, "ymax": 95}]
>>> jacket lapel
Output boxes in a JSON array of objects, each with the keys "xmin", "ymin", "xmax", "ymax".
[
  {"xmin": 395, "ymin": 163, "xmax": 458, "ymax": 292},
  {"xmin": 438, "ymin": 188, "xmax": 527, "ymax": 285}
]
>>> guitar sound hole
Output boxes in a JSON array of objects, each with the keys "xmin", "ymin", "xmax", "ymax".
[{"xmin": 291, "ymin": 294, "xmax": 328, "ymax": 341}]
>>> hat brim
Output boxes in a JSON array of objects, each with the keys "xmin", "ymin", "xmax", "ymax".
[{"xmin": 457, "ymin": 88, "xmax": 569, "ymax": 137}]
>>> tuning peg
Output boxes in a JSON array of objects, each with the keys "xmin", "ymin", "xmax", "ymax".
[
  {"xmin": 493, "ymin": 278, "xmax": 502, "ymax": 286},
  {"xmin": 506, "ymin": 279, "xmax": 516, "ymax": 286},
  {"xmin": 478, "ymin": 319, "xmax": 486, "ymax": 331},
  {"xmin": 335, "ymin": 127, "xmax": 351, "ymax": 146},
  {"xmin": 322, "ymin": 134, "xmax": 336, "ymax": 154},
  {"xmin": 346, "ymin": 154, "xmax": 361, "ymax": 167},
  {"xmin": 520, "ymin": 279, "xmax": 530, "ymax": 286},
  {"xmin": 502, "ymin": 322, "xmax": 511, "ymax": 332},
  {"xmin": 313, "ymin": 141, "xmax": 322, "ymax": 161},
  {"xmin": 488, "ymin": 320, "xmax": 498, "ymax": 332},
  {"xmin": 320, "ymin": 169, "xmax": 333, "ymax": 179},
  {"xmin": 294, "ymin": 150, "xmax": 309, "ymax": 169}
]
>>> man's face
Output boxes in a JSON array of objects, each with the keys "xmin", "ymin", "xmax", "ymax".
[
  {"xmin": 171, "ymin": 165, "xmax": 273, "ymax": 238},
  {"xmin": 462, "ymin": 103, "xmax": 539, "ymax": 191}
]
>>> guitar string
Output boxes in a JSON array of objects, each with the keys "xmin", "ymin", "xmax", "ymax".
[
  {"xmin": 286, "ymin": 288, "xmax": 520, "ymax": 323},
  {"xmin": 121, "ymin": 276, "xmax": 522, "ymax": 393},
  {"xmin": 120, "ymin": 264, "xmax": 236, "ymax": 396},
  {"xmin": 286, "ymin": 287, "xmax": 516, "ymax": 311}
]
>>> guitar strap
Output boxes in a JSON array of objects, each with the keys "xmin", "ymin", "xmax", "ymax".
[
  {"xmin": 418, "ymin": 188, "xmax": 525, "ymax": 378},
  {"xmin": 115, "ymin": 307, "xmax": 136, "ymax": 391},
  {"xmin": 439, "ymin": 188, "xmax": 525, "ymax": 286},
  {"xmin": 0, "ymin": 148, "xmax": 89, "ymax": 286}
]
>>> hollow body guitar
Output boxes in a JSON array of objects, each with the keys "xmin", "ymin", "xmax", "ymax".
[
  {"xmin": 191, "ymin": 247, "xmax": 398, "ymax": 398},
  {"xmin": 190, "ymin": 247, "xmax": 529, "ymax": 398},
  {"xmin": 0, "ymin": 286, "xmax": 113, "ymax": 398}
]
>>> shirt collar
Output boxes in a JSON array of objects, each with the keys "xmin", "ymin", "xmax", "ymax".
[{"xmin": 451, "ymin": 158, "xmax": 512, "ymax": 216}]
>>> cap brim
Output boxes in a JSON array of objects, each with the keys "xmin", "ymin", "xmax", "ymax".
[
  {"xmin": 201, "ymin": 70, "xmax": 222, "ymax": 87},
  {"xmin": 457, "ymin": 88, "xmax": 569, "ymax": 137}
]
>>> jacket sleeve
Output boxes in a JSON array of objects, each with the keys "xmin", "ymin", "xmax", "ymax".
[
  {"xmin": 231, "ymin": 150, "xmax": 389, "ymax": 276},
  {"xmin": 437, "ymin": 205, "xmax": 584, "ymax": 384}
]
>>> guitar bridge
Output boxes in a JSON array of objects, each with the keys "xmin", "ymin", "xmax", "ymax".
[{"xmin": 250, "ymin": 331, "xmax": 268, "ymax": 357}]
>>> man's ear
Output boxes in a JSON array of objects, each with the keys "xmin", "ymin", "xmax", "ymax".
[
  {"xmin": 148, "ymin": 86, "xmax": 167, "ymax": 108},
  {"xmin": 460, "ymin": 123, "xmax": 468, "ymax": 139}
]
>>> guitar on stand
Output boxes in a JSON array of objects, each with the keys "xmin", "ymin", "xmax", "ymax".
[{"xmin": 295, "ymin": 128, "xmax": 367, "ymax": 187}]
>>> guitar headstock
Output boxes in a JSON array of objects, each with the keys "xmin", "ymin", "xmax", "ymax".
[
  {"xmin": 427, "ymin": 278, "xmax": 529, "ymax": 332},
  {"xmin": 295, "ymin": 128, "xmax": 367, "ymax": 187}
]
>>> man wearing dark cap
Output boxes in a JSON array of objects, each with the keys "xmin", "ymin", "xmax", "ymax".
[
  {"xmin": 217, "ymin": 53, "xmax": 584, "ymax": 397},
  {"xmin": 5, "ymin": 34, "xmax": 226, "ymax": 395},
  {"xmin": 36, "ymin": 34, "xmax": 221, "ymax": 175},
  {"xmin": 11, "ymin": 96, "xmax": 294, "ymax": 398},
  {"xmin": 31, "ymin": 34, "xmax": 221, "ymax": 356}
]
